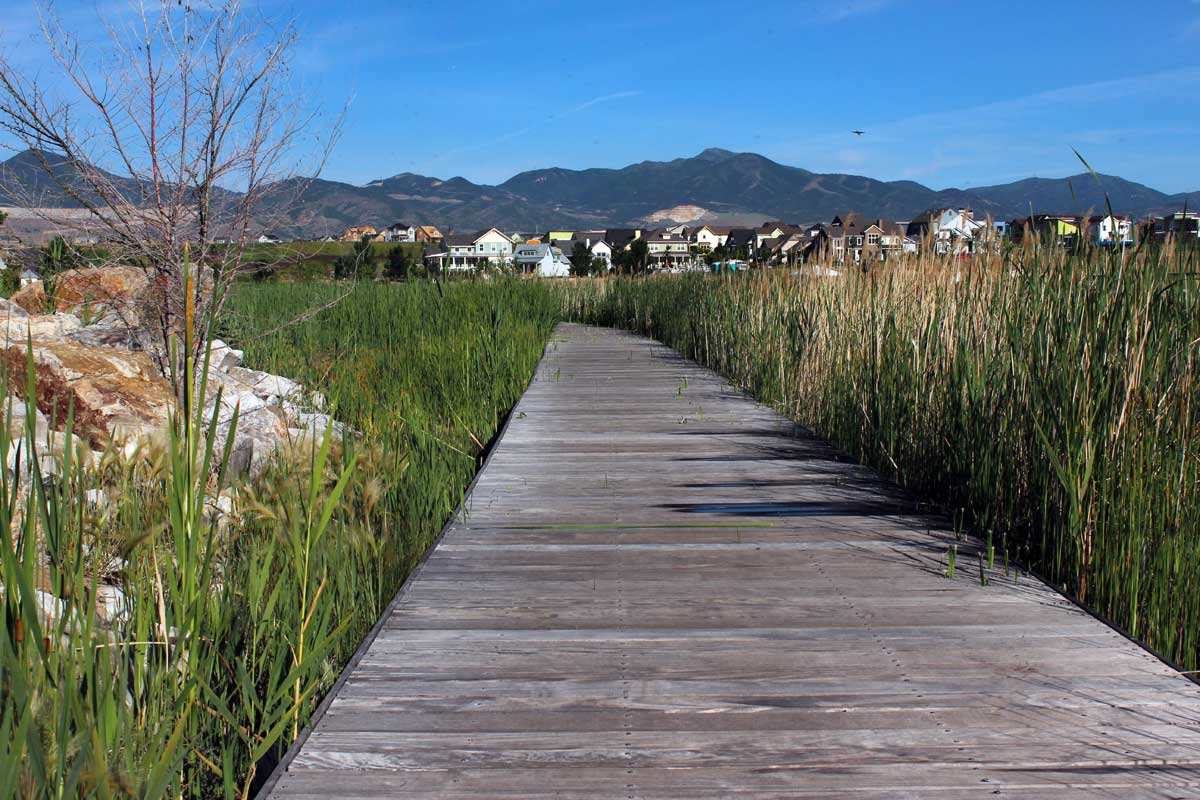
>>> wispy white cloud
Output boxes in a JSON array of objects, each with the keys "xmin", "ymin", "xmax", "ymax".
[
  {"xmin": 760, "ymin": 65, "xmax": 1200, "ymax": 191},
  {"xmin": 810, "ymin": 0, "xmax": 894, "ymax": 22},
  {"xmin": 426, "ymin": 90, "xmax": 643, "ymax": 169}
]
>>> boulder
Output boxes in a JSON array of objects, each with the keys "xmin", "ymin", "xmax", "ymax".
[
  {"xmin": 295, "ymin": 412, "xmax": 346, "ymax": 441},
  {"xmin": 0, "ymin": 312, "xmax": 83, "ymax": 342},
  {"xmin": 0, "ymin": 298, "xmax": 28, "ymax": 318},
  {"xmin": 10, "ymin": 266, "xmax": 149, "ymax": 317},
  {"xmin": 66, "ymin": 313, "xmax": 140, "ymax": 349},
  {"xmin": 221, "ymin": 404, "xmax": 289, "ymax": 475},
  {"xmin": 224, "ymin": 366, "xmax": 302, "ymax": 405},
  {"xmin": 1, "ymin": 339, "xmax": 173, "ymax": 444},
  {"xmin": 209, "ymin": 339, "xmax": 244, "ymax": 371}
]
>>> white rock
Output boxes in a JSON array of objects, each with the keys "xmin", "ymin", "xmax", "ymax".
[
  {"xmin": 84, "ymin": 488, "xmax": 109, "ymax": 509},
  {"xmin": 94, "ymin": 585, "xmax": 126, "ymax": 625},
  {"xmin": 296, "ymin": 412, "xmax": 346, "ymax": 440},
  {"xmin": 227, "ymin": 366, "xmax": 301, "ymax": 403},
  {"xmin": 208, "ymin": 339, "xmax": 244, "ymax": 371}
]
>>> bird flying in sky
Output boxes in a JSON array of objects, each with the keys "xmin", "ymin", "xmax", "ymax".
[{"xmin": 851, "ymin": 130, "xmax": 865, "ymax": 136}]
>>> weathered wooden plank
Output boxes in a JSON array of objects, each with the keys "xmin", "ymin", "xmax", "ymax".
[{"xmin": 263, "ymin": 323, "xmax": 1200, "ymax": 798}]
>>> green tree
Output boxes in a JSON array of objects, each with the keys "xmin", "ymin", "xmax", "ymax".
[
  {"xmin": 335, "ymin": 234, "xmax": 376, "ymax": 280},
  {"xmin": 628, "ymin": 238, "xmax": 649, "ymax": 274},
  {"xmin": 386, "ymin": 245, "xmax": 412, "ymax": 280},
  {"xmin": 569, "ymin": 241, "xmax": 592, "ymax": 276}
]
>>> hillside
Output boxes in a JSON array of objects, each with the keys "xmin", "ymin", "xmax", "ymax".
[{"xmin": 1, "ymin": 148, "xmax": 1193, "ymax": 238}]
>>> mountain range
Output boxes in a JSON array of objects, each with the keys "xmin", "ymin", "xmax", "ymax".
[{"xmin": 1, "ymin": 147, "xmax": 1196, "ymax": 238}]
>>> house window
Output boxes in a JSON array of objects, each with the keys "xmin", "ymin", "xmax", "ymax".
[{"xmin": 867, "ymin": 234, "xmax": 879, "ymax": 245}]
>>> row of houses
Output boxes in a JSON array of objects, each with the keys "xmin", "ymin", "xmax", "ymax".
[
  {"xmin": 336, "ymin": 223, "xmax": 445, "ymax": 245},
  {"xmin": 322, "ymin": 209, "xmax": 1200, "ymax": 275}
]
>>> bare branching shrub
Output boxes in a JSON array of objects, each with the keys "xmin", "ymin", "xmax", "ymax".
[{"xmin": 0, "ymin": 0, "xmax": 338, "ymax": 401}]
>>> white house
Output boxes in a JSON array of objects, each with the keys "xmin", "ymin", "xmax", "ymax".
[
  {"xmin": 589, "ymin": 238, "xmax": 613, "ymax": 268},
  {"xmin": 929, "ymin": 209, "xmax": 986, "ymax": 255},
  {"xmin": 382, "ymin": 223, "xmax": 417, "ymax": 243},
  {"xmin": 514, "ymin": 243, "xmax": 570, "ymax": 277},
  {"xmin": 694, "ymin": 225, "xmax": 730, "ymax": 251},
  {"xmin": 443, "ymin": 228, "xmax": 515, "ymax": 270},
  {"xmin": 1089, "ymin": 214, "xmax": 1133, "ymax": 244},
  {"xmin": 256, "ymin": 232, "xmax": 282, "ymax": 244},
  {"xmin": 564, "ymin": 232, "xmax": 614, "ymax": 270}
]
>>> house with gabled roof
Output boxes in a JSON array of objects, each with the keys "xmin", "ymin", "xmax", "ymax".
[
  {"xmin": 381, "ymin": 222, "xmax": 417, "ymax": 243},
  {"xmin": 341, "ymin": 225, "xmax": 377, "ymax": 242},
  {"xmin": 514, "ymin": 243, "xmax": 571, "ymax": 277},
  {"xmin": 755, "ymin": 221, "xmax": 804, "ymax": 248},
  {"xmin": 560, "ymin": 232, "xmax": 614, "ymax": 270},
  {"xmin": 825, "ymin": 213, "xmax": 866, "ymax": 263},
  {"xmin": 1086, "ymin": 214, "xmax": 1133, "ymax": 245},
  {"xmin": 859, "ymin": 219, "xmax": 914, "ymax": 262},
  {"xmin": 724, "ymin": 228, "xmax": 758, "ymax": 260},
  {"xmin": 694, "ymin": 225, "xmax": 731, "ymax": 252},
  {"xmin": 645, "ymin": 229, "xmax": 692, "ymax": 269},
  {"xmin": 605, "ymin": 229, "xmax": 640, "ymax": 252},
  {"xmin": 415, "ymin": 225, "xmax": 444, "ymax": 245},
  {"xmin": 436, "ymin": 227, "xmax": 514, "ymax": 270}
]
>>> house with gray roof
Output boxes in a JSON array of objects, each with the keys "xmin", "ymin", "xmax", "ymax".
[{"xmin": 513, "ymin": 243, "xmax": 570, "ymax": 277}]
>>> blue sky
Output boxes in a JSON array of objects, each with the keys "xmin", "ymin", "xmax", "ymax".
[{"xmin": 3, "ymin": 0, "xmax": 1200, "ymax": 192}]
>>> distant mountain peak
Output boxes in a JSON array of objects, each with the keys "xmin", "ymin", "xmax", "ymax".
[{"xmin": 0, "ymin": 148, "xmax": 1189, "ymax": 238}]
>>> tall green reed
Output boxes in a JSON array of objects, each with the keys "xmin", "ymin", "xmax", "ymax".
[
  {"xmin": 562, "ymin": 244, "xmax": 1200, "ymax": 669},
  {"xmin": 0, "ymin": 277, "xmax": 560, "ymax": 797}
]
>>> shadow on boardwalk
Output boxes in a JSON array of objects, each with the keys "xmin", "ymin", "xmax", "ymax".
[{"xmin": 264, "ymin": 323, "xmax": 1200, "ymax": 800}]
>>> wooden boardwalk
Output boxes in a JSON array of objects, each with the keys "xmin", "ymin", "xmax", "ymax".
[{"xmin": 266, "ymin": 323, "xmax": 1200, "ymax": 799}]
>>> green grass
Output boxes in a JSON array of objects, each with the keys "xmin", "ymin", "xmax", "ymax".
[
  {"xmin": 240, "ymin": 240, "xmax": 425, "ymax": 265},
  {"xmin": 560, "ymin": 243, "xmax": 1200, "ymax": 670},
  {"xmin": 0, "ymin": 278, "xmax": 561, "ymax": 797}
]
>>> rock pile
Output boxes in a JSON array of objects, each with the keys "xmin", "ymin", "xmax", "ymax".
[{"xmin": 1, "ymin": 266, "xmax": 339, "ymax": 475}]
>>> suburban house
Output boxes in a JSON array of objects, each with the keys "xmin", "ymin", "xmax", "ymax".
[
  {"xmin": 1156, "ymin": 212, "xmax": 1199, "ymax": 239},
  {"xmin": 1014, "ymin": 214, "xmax": 1082, "ymax": 248},
  {"xmin": 925, "ymin": 209, "xmax": 987, "ymax": 256},
  {"xmin": 1087, "ymin": 214, "xmax": 1134, "ymax": 245},
  {"xmin": 604, "ymin": 229, "xmax": 640, "ymax": 254},
  {"xmin": 693, "ymin": 225, "xmax": 731, "ymax": 251},
  {"xmin": 513, "ymin": 243, "xmax": 571, "ymax": 277},
  {"xmin": 562, "ymin": 232, "xmax": 614, "ymax": 269},
  {"xmin": 341, "ymin": 225, "xmax": 377, "ymax": 242},
  {"xmin": 859, "ymin": 220, "xmax": 914, "ymax": 262},
  {"xmin": 763, "ymin": 232, "xmax": 814, "ymax": 265},
  {"xmin": 382, "ymin": 223, "xmax": 417, "ymax": 242},
  {"xmin": 755, "ymin": 222, "xmax": 804, "ymax": 248},
  {"xmin": 645, "ymin": 229, "xmax": 692, "ymax": 267},
  {"xmin": 256, "ymin": 232, "xmax": 282, "ymax": 244},
  {"xmin": 415, "ymin": 225, "xmax": 444, "ymax": 245},
  {"xmin": 824, "ymin": 213, "xmax": 867, "ymax": 263},
  {"xmin": 724, "ymin": 229, "xmax": 759, "ymax": 260},
  {"xmin": 431, "ymin": 227, "xmax": 515, "ymax": 271}
]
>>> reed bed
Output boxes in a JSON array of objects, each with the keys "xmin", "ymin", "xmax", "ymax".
[
  {"xmin": 0, "ymin": 279, "xmax": 560, "ymax": 798},
  {"xmin": 561, "ymin": 245, "xmax": 1200, "ymax": 670}
]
